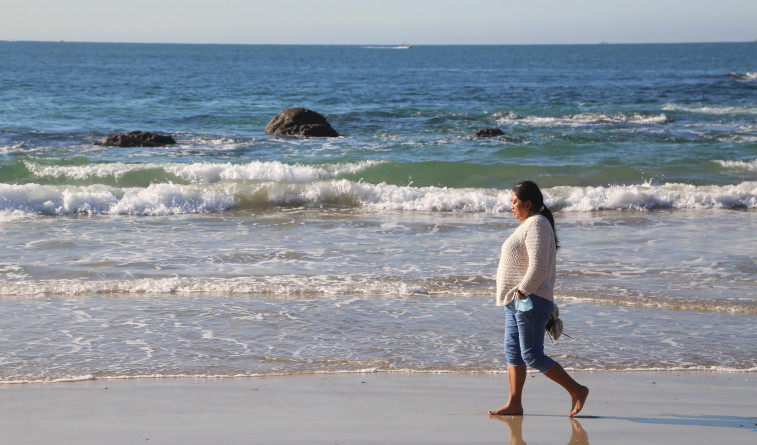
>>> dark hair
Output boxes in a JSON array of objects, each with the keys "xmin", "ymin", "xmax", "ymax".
[{"xmin": 512, "ymin": 180, "xmax": 559, "ymax": 249}]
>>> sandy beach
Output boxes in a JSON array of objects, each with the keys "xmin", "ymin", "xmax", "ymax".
[{"xmin": 1, "ymin": 371, "xmax": 754, "ymax": 444}]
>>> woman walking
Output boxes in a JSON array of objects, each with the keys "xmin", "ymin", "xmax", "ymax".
[{"xmin": 489, "ymin": 180, "xmax": 589, "ymax": 417}]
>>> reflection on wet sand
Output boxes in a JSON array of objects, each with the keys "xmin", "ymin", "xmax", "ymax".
[{"xmin": 491, "ymin": 415, "xmax": 590, "ymax": 445}]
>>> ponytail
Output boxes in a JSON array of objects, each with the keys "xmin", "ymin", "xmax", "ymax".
[
  {"xmin": 512, "ymin": 181, "xmax": 559, "ymax": 249},
  {"xmin": 537, "ymin": 205, "xmax": 559, "ymax": 250}
]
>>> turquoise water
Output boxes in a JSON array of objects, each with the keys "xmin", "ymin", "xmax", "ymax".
[{"xmin": 0, "ymin": 42, "xmax": 755, "ymax": 382}]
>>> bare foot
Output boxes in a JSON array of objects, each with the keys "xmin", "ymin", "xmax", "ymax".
[
  {"xmin": 569, "ymin": 386, "xmax": 589, "ymax": 417},
  {"xmin": 488, "ymin": 404, "xmax": 524, "ymax": 416}
]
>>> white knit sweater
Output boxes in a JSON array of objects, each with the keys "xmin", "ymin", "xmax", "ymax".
[{"xmin": 495, "ymin": 214, "xmax": 556, "ymax": 306}]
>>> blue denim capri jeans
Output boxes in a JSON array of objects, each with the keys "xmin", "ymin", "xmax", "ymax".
[{"xmin": 505, "ymin": 294, "xmax": 556, "ymax": 373}]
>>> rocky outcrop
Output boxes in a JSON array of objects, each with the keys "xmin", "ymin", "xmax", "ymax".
[
  {"xmin": 96, "ymin": 131, "xmax": 176, "ymax": 147},
  {"xmin": 474, "ymin": 128, "xmax": 505, "ymax": 137},
  {"xmin": 265, "ymin": 108, "xmax": 339, "ymax": 137}
]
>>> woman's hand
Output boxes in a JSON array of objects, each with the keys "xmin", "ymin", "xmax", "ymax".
[{"xmin": 508, "ymin": 287, "xmax": 524, "ymax": 300}]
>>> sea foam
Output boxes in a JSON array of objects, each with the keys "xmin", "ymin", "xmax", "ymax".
[
  {"xmin": 23, "ymin": 160, "xmax": 383, "ymax": 184},
  {"xmin": 2, "ymin": 180, "xmax": 755, "ymax": 218},
  {"xmin": 548, "ymin": 182, "xmax": 757, "ymax": 211},
  {"xmin": 662, "ymin": 103, "xmax": 757, "ymax": 115},
  {"xmin": 494, "ymin": 111, "xmax": 670, "ymax": 127},
  {"xmin": 715, "ymin": 158, "xmax": 757, "ymax": 172}
]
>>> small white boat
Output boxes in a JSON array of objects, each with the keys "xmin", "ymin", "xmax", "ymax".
[{"xmin": 362, "ymin": 44, "xmax": 413, "ymax": 50}]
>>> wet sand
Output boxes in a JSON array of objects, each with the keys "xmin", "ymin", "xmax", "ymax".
[{"xmin": 1, "ymin": 372, "xmax": 755, "ymax": 444}]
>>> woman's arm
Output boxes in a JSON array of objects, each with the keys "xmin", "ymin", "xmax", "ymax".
[{"xmin": 518, "ymin": 216, "xmax": 554, "ymax": 295}]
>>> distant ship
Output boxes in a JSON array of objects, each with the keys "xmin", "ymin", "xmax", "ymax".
[{"xmin": 363, "ymin": 44, "xmax": 413, "ymax": 50}]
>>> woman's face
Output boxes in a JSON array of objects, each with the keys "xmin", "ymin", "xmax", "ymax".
[{"xmin": 511, "ymin": 192, "xmax": 532, "ymax": 223}]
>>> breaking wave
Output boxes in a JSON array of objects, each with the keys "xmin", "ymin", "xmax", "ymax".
[
  {"xmin": 1, "ymin": 179, "xmax": 754, "ymax": 219},
  {"xmin": 662, "ymin": 103, "xmax": 757, "ymax": 115},
  {"xmin": 547, "ymin": 181, "xmax": 757, "ymax": 211},
  {"xmin": 22, "ymin": 159, "xmax": 383, "ymax": 184},
  {"xmin": 494, "ymin": 111, "xmax": 670, "ymax": 127},
  {"xmin": 715, "ymin": 158, "xmax": 757, "ymax": 172}
]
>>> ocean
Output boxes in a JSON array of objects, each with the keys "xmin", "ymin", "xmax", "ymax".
[{"xmin": 0, "ymin": 41, "xmax": 755, "ymax": 383}]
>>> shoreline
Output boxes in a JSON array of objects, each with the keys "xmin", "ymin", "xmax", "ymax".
[
  {"xmin": 2, "ymin": 372, "xmax": 755, "ymax": 444},
  {"xmin": 2, "ymin": 367, "xmax": 757, "ymax": 386}
]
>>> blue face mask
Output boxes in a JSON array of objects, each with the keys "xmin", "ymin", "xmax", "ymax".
[{"xmin": 514, "ymin": 295, "xmax": 533, "ymax": 312}]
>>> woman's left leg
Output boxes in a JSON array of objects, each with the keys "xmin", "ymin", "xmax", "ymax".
[
  {"xmin": 544, "ymin": 363, "xmax": 589, "ymax": 416},
  {"xmin": 519, "ymin": 296, "xmax": 589, "ymax": 416},
  {"xmin": 514, "ymin": 296, "xmax": 554, "ymax": 373}
]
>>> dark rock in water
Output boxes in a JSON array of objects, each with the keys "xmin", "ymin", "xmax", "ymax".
[
  {"xmin": 96, "ymin": 131, "xmax": 177, "ymax": 147},
  {"xmin": 474, "ymin": 128, "xmax": 505, "ymax": 137},
  {"xmin": 265, "ymin": 108, "xmax": 339, "ymax": 137}
]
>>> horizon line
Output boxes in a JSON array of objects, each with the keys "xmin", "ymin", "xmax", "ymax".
[{"xmin": 3, "ymin": 39, "xmax": 755, "ymax": 46}]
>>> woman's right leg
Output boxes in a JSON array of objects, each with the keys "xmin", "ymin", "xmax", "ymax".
[
  {"xmin": 488, "ymin": 364, "xmax": 527, "ymax": 415},
  {"xmin": 490, "ymin": 304, "xmax": 528, "ymax": 415}
]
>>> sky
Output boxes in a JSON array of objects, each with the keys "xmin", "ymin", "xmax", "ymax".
[{"xmin": 2, "ymin": 0, "xmax": 756, "ymax": 45}]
